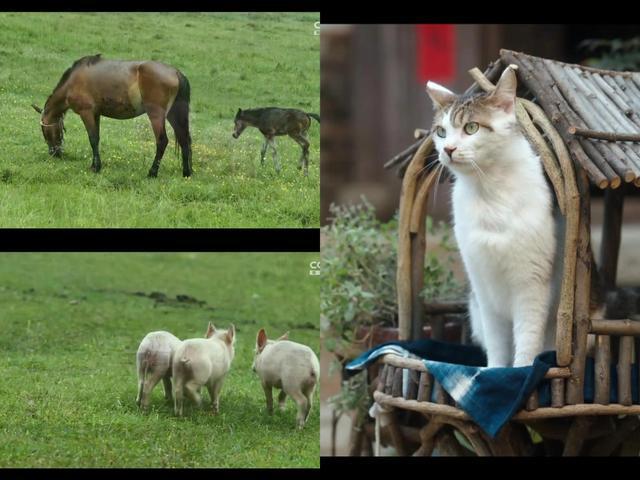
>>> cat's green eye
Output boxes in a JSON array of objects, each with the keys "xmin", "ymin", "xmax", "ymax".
[
  {"xmin": 436, "ymin": 126, "xmax": 446, "ymax": 138},
  {"xmin": 464, "ymin": 122, "xmax": 479, "ymax": 135}
]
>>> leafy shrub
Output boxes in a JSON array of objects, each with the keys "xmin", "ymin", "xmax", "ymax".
[{"xmin": 321, "ymin": 198, "xmax": 463, "ymax": 355}]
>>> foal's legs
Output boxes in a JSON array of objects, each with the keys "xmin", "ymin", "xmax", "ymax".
[
  {"xmin": 167, "ymin": 103, "xmax": 192, "ymax": 177},
  {"xmin": 260, "ymin": 138, "xmax": 269, "ymax": 166},
  {"xmin": 78, "ymin": 110, "xmax": 101, "ymax": 172},
  {"xmin": 267, "ymin": 136, "xmax": 281, "ymax": 173},
  {"xmin": 289, "ymin": 132, "xmax": 310, "ymax": 177},
  {"xmin": 145, "ymin": 106, "xmax": 169, "ymax": 178}
]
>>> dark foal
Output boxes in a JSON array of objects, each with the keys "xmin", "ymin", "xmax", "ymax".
[
  {"xmin": 32, "ymin": 54, "xmax": 192, "ymax": 177},
  {"xmin": 232, "ymin": 107, "xmax": 320, "ymax": 176}
]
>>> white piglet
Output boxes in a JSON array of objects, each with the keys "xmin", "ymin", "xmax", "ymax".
[
  {"xmin": 135, "ymin": 330, "xmax": 182, "ymax": 410},
  {"xmin": 252, "ymin": 328, "xmax": 319, "ymax": 429},
  {"xmin": 172, "ymin": 322, "xmax": 236, "ymax": 416}
]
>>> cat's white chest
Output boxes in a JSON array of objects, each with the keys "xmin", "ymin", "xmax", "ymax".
[{"xmin": 452, "ymin": 183, "xmax": 519, "ymax": 255}]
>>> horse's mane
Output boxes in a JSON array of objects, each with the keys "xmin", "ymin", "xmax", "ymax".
[{"xmin": 46, "ymin": 54, "xmax": 103, "ymax": 109}]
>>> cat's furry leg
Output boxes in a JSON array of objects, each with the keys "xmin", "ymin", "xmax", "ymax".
[
  {"xmin": 512, "ymin": 288, "xmax": 553, "ymax": 367},
  {"xmin": 478, "ymin": 302, "xmax": 512, "ymax": 368},
  {"xmin": 468, "ymin": 291, "xmax": 485, "ymax": 348}
]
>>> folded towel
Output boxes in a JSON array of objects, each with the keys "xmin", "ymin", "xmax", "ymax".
[{"xmin": 345, "ymin": 339, "xmax": 638, "ymax": 438}]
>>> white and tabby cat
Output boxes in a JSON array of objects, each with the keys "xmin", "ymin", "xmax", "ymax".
[{"xmin": 426, "ymin": 67, "xmax": 563, "ymax": 367}]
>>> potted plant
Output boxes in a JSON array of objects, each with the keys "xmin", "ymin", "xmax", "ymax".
[
  {"xmin": 321, "ymin": 198, "xmax": 464, "ymax": 455},
  {"xmin": 321, "ymin": 198, "xmax": 464, "ymax": 363}
]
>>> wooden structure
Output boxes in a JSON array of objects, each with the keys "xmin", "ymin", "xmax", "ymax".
[{"xmin": 364, "ymin": 50, "xmax": 640, "ymax": 456}]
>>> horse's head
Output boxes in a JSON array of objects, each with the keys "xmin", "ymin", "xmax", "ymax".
[
  {"xmin": 232, "ymin": 108, "xmax": 247, "ymax": 139},
  {"xmin": 32, "ymin": 104, "xmax": 64, "ymax": 157}
]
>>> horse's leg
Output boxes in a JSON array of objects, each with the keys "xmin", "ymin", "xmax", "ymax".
[
  {"xmin": 289, "ymin": 132, "xmax": 310, "ymax": 177},
  {"xmin": 260, "ymin": 137, "xmax": 269, "ymax": 166},
  {"xmin": 301, "ymin": 132, "xmax": 310, "ymax": 177},
  {"xmin": 288, "ymin": 134, "xmax": 304, "ymax": 169},
  {"xmin": 146, "ymin": 108, "xmax": 169, "ymax": 178},
  {"xmin": 167, "ymin": 108, "xmax": 192, "ymax": 177},
  {"xmin": 78, "ymin": 110, "xmax": 101, "ymax": 172},
  {"xmin": 268, "ymin": 136, "xmax": 281, "ymax": 174}
]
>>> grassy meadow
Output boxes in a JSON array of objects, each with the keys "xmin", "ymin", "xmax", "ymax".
[
  {"xmin": 0, "ymin": 253, "xmax": 320, "ymax": 467},
  {"xmin": 0, "ymin": 13, "xmax": 320, "ymax": 227}
]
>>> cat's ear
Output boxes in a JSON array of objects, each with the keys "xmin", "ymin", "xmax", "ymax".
[
  {"xmin": 426, "ymin": 81, "xmax": 456, "ymax": 110},
  {"xmin": 489, "ymin": 67, "xmax": 517, "ymax": 113}
]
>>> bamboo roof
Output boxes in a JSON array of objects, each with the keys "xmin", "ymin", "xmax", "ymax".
[
  {"xmin": 502, "ymin": 49, "xmax": 640, "ymax": 189},
  {"xmin": 386, "ymin": 50, "xmax": 640, "ymax": 189}
]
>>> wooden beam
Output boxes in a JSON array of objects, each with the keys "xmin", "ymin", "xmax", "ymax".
[
  {"xmin": 590, "ymin": 319, "xmax": 640, "ymax": 336},
  {"xmin": 569, "ymin": 126, "xmax": 640, "ymax": 143},
  {"xmin": 567, "ymin": 168, "xmax": 592, "ymax": 404},
  {"xmin": 599, "ymin": 187, "xmax": 625, "ymax": 291}
]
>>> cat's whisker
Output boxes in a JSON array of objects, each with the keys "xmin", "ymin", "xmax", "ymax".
[
  {"xmin": 433, "ymin": 163, "xmax": 445, "ymax": 209},
  {"xmin": 417, "ymin": 155, "xmax": 441, "ymax": 176},
  {"xmin": 470, "ymin": 159, "xmax": 488, "ymax": 183}
]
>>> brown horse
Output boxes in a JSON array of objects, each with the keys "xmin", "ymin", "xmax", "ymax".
[{"xmin": 32, "ymin": 54, "xmax": 192, "ymax": 177}]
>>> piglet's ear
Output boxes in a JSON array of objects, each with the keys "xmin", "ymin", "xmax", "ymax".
[
  {"xmin": 205, "ymin": 321, "xmax": 216, "ymax": 338},
  {"xmin": 277, "ymin": 331, "xmax": 289, "ymax": 341},
  {"xmin": 225, "ymin": 324, "xmax": 235, "ymax": 345},
  {"xmin": 257, "ymin": 328, "xmax": 268, "ymax": 353}
]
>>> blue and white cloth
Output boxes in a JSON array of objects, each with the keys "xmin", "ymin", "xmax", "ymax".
[{"xmin": 346, "ymin": 339, "xmax": 639, "ymax": 438}]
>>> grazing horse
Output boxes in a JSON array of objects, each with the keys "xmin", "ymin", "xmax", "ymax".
[
  {"xmin": 32, "ymin": 54, "xmax": 192, "ymax": 177},
  {"xmin": 232, "ymin": 107, "xmax": 320, "ymax": 176}
]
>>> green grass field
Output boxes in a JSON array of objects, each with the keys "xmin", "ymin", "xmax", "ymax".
[
  {"xmin": 0, "ymin": 253, "xmax": 320, "ymax": 467},
  {"xmin": 0, "ymin": 13, "xmax": 320, "ymax": 227}
]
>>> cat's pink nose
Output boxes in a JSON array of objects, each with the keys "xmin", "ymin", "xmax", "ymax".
[{"xmin": 444, "ymin": 146, "xmax": 457, "ymax": 157}]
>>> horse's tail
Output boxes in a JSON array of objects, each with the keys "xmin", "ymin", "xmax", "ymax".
[
  {"xmin": 170, "ymin": 70, "xmax": 192, "ymax": 158},
  {"xmin": 307, "ymin": 112, "xmax": 320, "ymax": 123}
]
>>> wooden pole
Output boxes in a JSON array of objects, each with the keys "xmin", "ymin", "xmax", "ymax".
[
  {"xmin": 433, "ymin": 380, "xmax": 447, "ymax": 405},
  {"xmin": 590, "ymin": 319, "xmax": 640, "ymax": 335},
  {"xmin": 397, "ymin": 137, "xmax": 434, "ymax": 341},
  {"xmin": 380, "ymin": 353, "xmax": 570, "ymax": 378},
  {"xmin": 617, "ymin": 336, "xmax": 634, "ymax": 406},
  {"xmin": 519, "ymin": 97, "xmax": 580, "ymax": 367},
  {"xmin": 599, "ymin": 187, "xmax": 624, "ymax": 292},
  {"xmin": 384, "ymin": 365, "xmax": 395, "ymax": 395},
  {"xmin": 567, "ymin": 168, "xmax": 592, "ymax": 404},
  {"xmin": 377, "ymin": 364, "xmax": 388, "ymax": 391},
  {"xmin": 569, "ymin": 126, "xmax": 640, "ymax": 143},
  {"xmin": 594, "ymin": 335, "xmax": 611, "ymax": 405},
  {"xmin": 391, "ymin": 367, "xmax": 404, "ymax": 398},
  {"xmin": 551, "ymin": 379, "xmax": 565, "ymax": 408},
  {"xmin": 413, "ymin": 419, "xmax": 443, "ymax": 456},
  {"xmin": 373, "ymin": 390, "xmax": 640, "ymax": 420},
  {"xmin": 526, "ymin": 390, "xmax": 539, "ymax": 411},
  {"xmin": 417, "ymin": 371, "xmax": 433, "ymax": 402},
  {"xmin": 409, "ymin": 169, "xmax": 438, "ymax": 340}
]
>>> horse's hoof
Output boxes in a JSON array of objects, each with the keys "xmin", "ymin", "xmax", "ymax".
[{"xmin": 147, "ymin": 171, "xmax": 158, "ymax": 178}]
